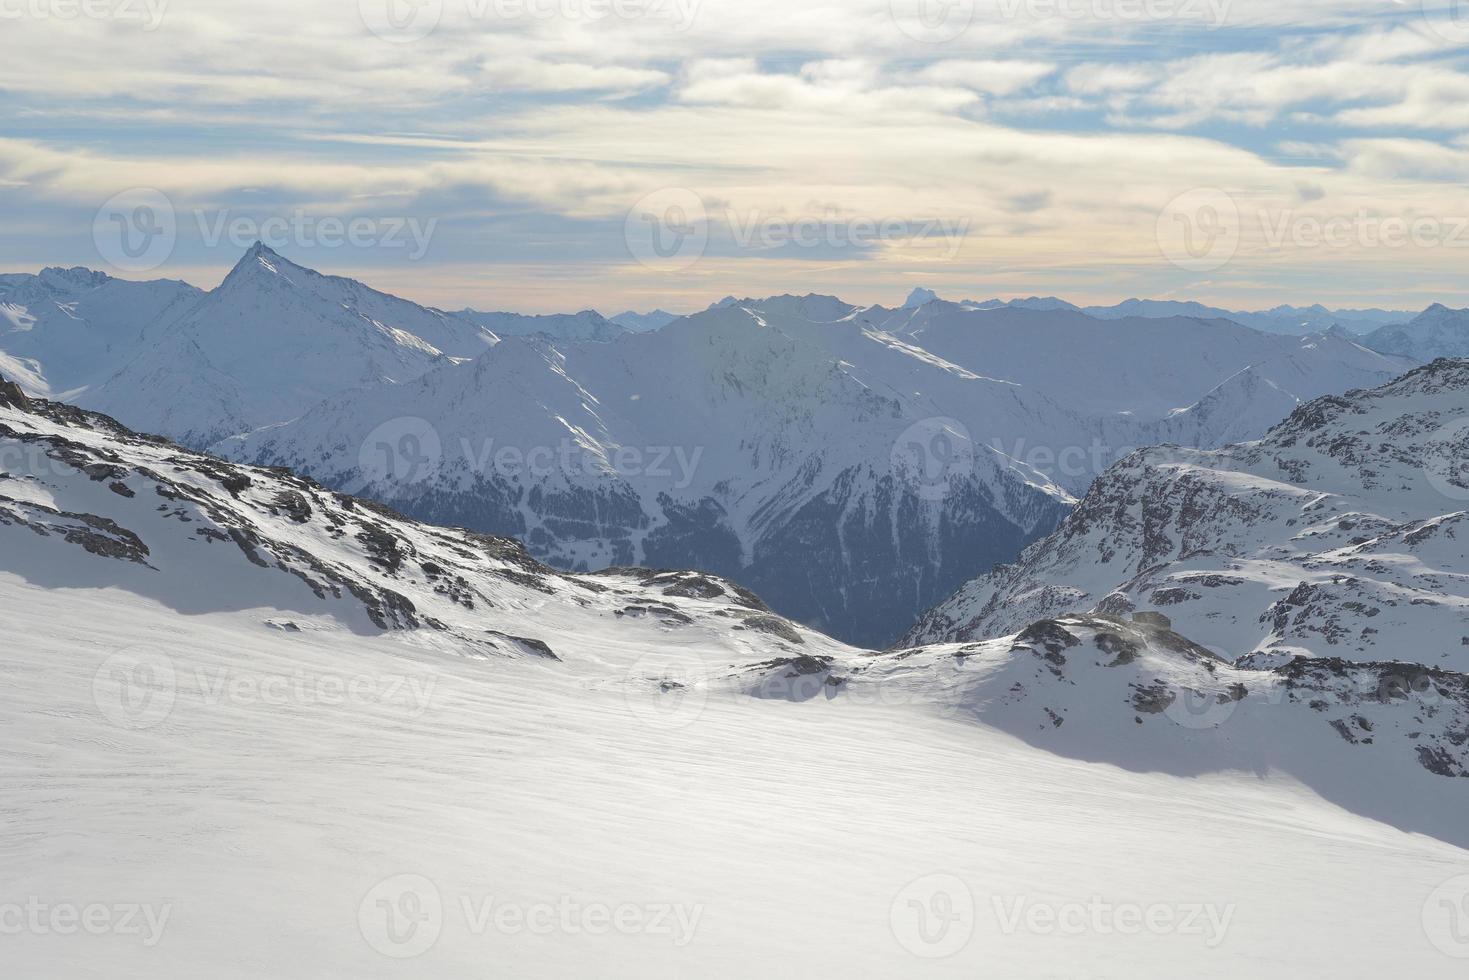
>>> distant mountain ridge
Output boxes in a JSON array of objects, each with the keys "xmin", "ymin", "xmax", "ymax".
[
  {"xmin": 896, "ymin": 288, "xmax": 1414, "ymax": 335},
  {"xmin": 1362, "ymin": 304, "xmax": 1469, "ymax": 361},
  {"xmin": 0, "ymin": 247, "xmax": 1433, "ymax": 644}
]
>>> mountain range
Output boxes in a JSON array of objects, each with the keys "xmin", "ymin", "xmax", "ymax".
[
  {"xmin": 1, "ymin": 244, "xmax": 1441, "ymax": 645},
  {"xmin": 4, "ymin": 319, "xmax": 1469, "ymax": 977},
  {"xmin": 902, "ymin": 288, "xmax": 1419, "ymax": 336}
]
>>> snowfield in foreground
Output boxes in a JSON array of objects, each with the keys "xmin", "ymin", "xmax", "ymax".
[
  {"xmin": 5, "ymin": 583, "xmax": 1469, "ymax": 979},
  {"xmin": 2, "ymin": 378, "xmax": 1468, "ymax": 976}
]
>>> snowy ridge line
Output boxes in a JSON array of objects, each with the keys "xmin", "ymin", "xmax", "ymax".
[{"xmin": 0, "ymin": 375, "xmax": 836, "ymax": 669}]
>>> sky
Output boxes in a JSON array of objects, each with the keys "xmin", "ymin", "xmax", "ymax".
[{"xmin": 2, "ymin": 0, "xmax": 1469, "ymax": 313}]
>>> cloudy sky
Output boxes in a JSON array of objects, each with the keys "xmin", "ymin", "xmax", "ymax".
[{"xmin": 3, "ymin": 0, "xmax": 1468, "ymax": 313}]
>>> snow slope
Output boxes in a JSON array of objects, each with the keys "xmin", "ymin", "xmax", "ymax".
[
  {"xmin": 457, "ymin": 308, "xmax": 624, "ymax": 342},
  {"xmin": 905, "ymin": 359, "xmax": 1469, "ymax": 673},
  {"xmin": 3, "ymin": 378, "xmax": 1468, "ymax": 978}
]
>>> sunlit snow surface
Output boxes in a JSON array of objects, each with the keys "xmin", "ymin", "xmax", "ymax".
[{"xmin": 4, "ymin": 582, "xmax": 1468, "ymax": 979}]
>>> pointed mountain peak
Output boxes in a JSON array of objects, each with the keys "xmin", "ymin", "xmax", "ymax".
[
  {"xmin": 902, "ymin": 287, "xmax": 940, "ymax": 309},
  {"xmin": 222, "ymin": 241, "xmax": 308, "ymax": 288},
  {"xmin": 1417, "ymin": 302, "xmax": 1457, "ymax": 318}
]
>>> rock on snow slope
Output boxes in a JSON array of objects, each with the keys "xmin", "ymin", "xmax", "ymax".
[{"xmin": 3, "ymin": 377, "xmax": 1469, "ymax": 977}]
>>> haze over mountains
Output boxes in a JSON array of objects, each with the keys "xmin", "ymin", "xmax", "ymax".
[{"xmin": 2, "ymin": 243, "xmax": 1459, "ymax": 644}]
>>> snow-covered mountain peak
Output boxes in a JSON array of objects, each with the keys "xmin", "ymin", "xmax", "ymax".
[
  {"xmin": 35, "ymin": 265, "xmax": 112, "ymax": 291},
  {"xmin": 901, "ymin": 286, "xmax": 939, "ymax": 308}
]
